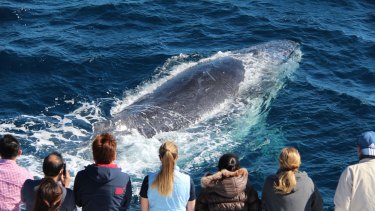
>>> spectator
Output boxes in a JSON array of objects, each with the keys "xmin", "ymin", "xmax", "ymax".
[
  {"xmin": 0, "ymin": 134, "xmax": 33, "ymax": 211},
  {"xmin": 334, "ymin": 131, "xmax": 375, "ymax": 211},
  {"xmin": 74, "ymin": 133, "xmax": 132, "ymax": 211},
  {"xmin": 21, "ymin": 152, "xmax": 76, "ymax": 211},
  {"xmin": 33, "ymin": 178, "xmax": 63, "ymax": 211},
  {"xmin": 196, "ymin": 153, "xmax": 261, "ymax": 211},
  {"xmin": 139, "ymin": 140, "xmax": 196, "ymax": 211},
  {"xmin": 262, "ymin": 147, "xmax": 323, "ymax": 211}
]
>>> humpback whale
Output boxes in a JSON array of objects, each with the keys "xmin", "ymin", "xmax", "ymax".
[{"xmin": 95, "ymin": 40, "xmax": 300, "ymax": 138}]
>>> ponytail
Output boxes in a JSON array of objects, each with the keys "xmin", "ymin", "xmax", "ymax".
[
  {"xmin": 151, "ymin": 141, "xmax": 178, "ymax": 196},
  {"xmin": 274, "ymin": 147, "xmax": 301, "ymax": 194}
]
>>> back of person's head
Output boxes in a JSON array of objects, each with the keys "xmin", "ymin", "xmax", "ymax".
[
  {"xmin": 0, "ymin": 134, "xmax": 20, "ymax": 159},
  {"xmin": 274, "ymin": 147, "xmax": 301, "ymax": 194},
  {"xmin": 33, "ymin": 178, "xmax": 63, "ymax": 211},
  {"xmin": 218, "ymin": 153, "xmax": 240, "ymax": 171},
  {"xmin": 92, "ymin": 133, "xmax": 116, "ymax": 164},
  {"xmin": 151, "ymin": 140, "xmax": 178, "ymax": 196},
  {"xmin": 358, "ymin": 131, "xmax": 375, "ymax": 159},
  {"xmin": 43, "ymin": 152, "xmax": 64, "ymax": 177}
]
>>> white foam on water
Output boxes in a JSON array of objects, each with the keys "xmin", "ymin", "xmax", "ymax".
[{"xmin": 0, "ymin": 101, "xmax": 103, "ymax": 180}]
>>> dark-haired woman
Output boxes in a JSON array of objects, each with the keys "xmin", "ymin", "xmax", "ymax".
[
  {"xmin": 139, "ymin": 140, "xmax": 196, "ymax": 211},
  {"xmin": 196, "ymin": 153, "xmax": 261, "ymax": 211},
  {"xmin": 261, "ymin": 147, "xmax": 323, "ymax": 211},
  {"xmin": 33, "ymin": 178, "xmax": 63, "ymax": 211}
]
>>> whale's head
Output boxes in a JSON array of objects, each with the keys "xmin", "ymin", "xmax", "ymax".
[{"xmin": 235, "ymin": 40, "xmax": 301, "ymax": 65}]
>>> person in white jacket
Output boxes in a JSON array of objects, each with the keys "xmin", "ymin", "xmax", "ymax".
[{"xmin": 334, "ymin": 131, "xmax": 375, "ymax": 211}]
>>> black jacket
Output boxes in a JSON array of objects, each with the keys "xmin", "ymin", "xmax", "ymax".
[{"xmin": 73, "ymin": 164, "xmax": 132, "ymax": 211}]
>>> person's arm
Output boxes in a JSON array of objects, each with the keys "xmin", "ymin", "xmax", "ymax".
[
  {"xmin": 73, "ymin": 172, "xmax": 82, "ymax": 207},
  {"xmin": 187, "ymin": 200, "xmax": 195, "ymax": 211},
  {"xmin": 20, "ymin": 179, "xmax": 30, "ymax": 203},
  {"xmin": 139, "ymin": 176, "xmax": 149, "ymax": 211},
  {"xmin": 311, "ymin": 183, "xmax": 323, "ymax": 211},
  {"xmin": 246, "ymin": 181, "xmax": 262, "ymax": 211},
  {"xmin": 61, "ymin": 168, "xmax": 71, "ymax": 188},
  {"xmin": 66, "ymin": 188, "xmax": 78, "ymax": 211},
  {"xmin": 261, "ymin": 176, "xmax": 272, "ymax": 210},
  {"xmin": 122, "ymin": 178, "xmax": 132, "ymax": 210},
  {"xmin": 195, "ymin": 190, "xmax": 208, "ymax": 211},
  {"xmin": 186, "ymin": 177, "xmax": 196, "ymax": 211},
  {"xmin": 334, "ymin": 167, "xmax": 352, "ymax": 211},
  {"xmin": 140, "ymin": 197, "xmax": 149, "ymax": 211}
]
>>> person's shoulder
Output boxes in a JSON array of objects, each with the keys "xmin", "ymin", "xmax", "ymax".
[
  {"xmin": 62, "ymin": 187, "xmax": 77, "ymax": 210},
  {"xmin": 22, "ymin": 179, "xmax": 41, "ymax": 195},
  {"xmin": 341, "ymin": 161, "xmax": 365, "ymax": 173},
  {"xmin": 65, "ymin": 187, "xmax": 75, "ymax": 199},
  {"xmin": 176, "ymin": 170, "xmax": 191, "ymax": 180},
  {"xmin": 76, "ymin": 164, "xmax": 93, "ymax": 175},
  {"xmin": 147, "ymin": 171, "xmax": 159, "ymax": 178},
  {"xmin": 296, "ymin": 171, "xmax": 314, "ymax": 182},
  {"xmin": 296, "ymin": 170, "xmax": 309, "ymax": 178},
  {"xmin": 16, "ymin": 165, "xmax": 33, "ymax": 179},
  {"xmin": 118, "ymin": 170, "xmax": 131, "ymax": 180},
  {"xmin": 23, "ymin": 178, "xmax": 41, "ymax": 187}
]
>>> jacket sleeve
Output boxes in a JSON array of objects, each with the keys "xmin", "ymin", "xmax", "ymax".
[
  {"xmin": 261, "ymin": 177, "xmax": 271, "ymax": 210},
  {"xmin": 20, "ymin": 179, "xmax": 30, "ymax": 203},
  {"xmin": 311, "ymin": 183, "xmax": 324, "ymax": 211},
  {"xmin": 334, "ymin": 167, "xmax": 352, "ymax": 211},
  {"xmin": 121, "ymin": 178, "xmax": 132, "ymax": 210},
  {"xmin": 73, "ymin": 172, "xmax": 82, "ymax": 207},
  {"xmin": 195, "ymin": 189, "xmax": 208, "ymax": 211},
  {"xmin": 246, "ymin": 183, "xmax": 261, "ymax": 211},
  {"xmin": 66, "ymin": 188, "xmax": 78, "ymax": 211}
]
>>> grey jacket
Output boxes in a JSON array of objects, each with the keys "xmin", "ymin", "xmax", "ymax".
[
  {"xmin": 196, "ymin": 168, "xmax": 261, "ymax": 211},
  {"xmin": 261, "ymin": 171, "xmax": 323, "ymax": 211}
]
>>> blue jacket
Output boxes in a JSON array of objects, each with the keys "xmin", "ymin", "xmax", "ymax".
[{"xmin": 73, "ymin": 164, "xmax": 132, "ymax": 211}]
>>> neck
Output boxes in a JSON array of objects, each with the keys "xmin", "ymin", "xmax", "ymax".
[
  {"xmin": 45, "ymin": 175, "xmax": 59, "ymax": 182},
  {"xmin": 95, "ymin": 163, "xmax": 118, "ymax": 168},
  {"xmin": 1, "ymin": 157, "xmax": 17, "ymax": 161}
]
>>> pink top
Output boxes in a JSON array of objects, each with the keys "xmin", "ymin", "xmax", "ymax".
[{"xmin": 0, "ymin": 159, "xmax": 33, "ymax": 211}]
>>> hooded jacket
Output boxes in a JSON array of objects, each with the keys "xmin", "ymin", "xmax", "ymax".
[
  {"xmin": 73, "ymin": 164, "xmax": 132, "ymax": 211},
  {"xmin": 196, "ymin": 168, "xmax": 261, "ymax": 211}
]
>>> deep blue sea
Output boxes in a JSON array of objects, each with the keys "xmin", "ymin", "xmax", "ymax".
[{"xmin": 1, "ymin": 0, "xmax": 374, "ymax": 210}]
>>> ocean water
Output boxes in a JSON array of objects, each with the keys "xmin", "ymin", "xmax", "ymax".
[{"xmin": 1, "ymin": 0, "xmax": 374, "ymax": 210}]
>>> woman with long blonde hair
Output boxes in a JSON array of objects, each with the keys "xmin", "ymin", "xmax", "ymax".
[
  {"xmin": 262, "ymin": 147, "xmax": 323, "ymax": 211},
  {"xmin": 139, "ymin": 141, "xmax": 196, "ymax": 211}
]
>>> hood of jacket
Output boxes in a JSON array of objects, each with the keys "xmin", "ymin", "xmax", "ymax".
[
  {"xmin": 85, "ymin": 164, "xmax": 122, "ymax": 184},
  {"xmin": 201, "ymin": 168, "xmax": 248, "ymax": 198}
]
